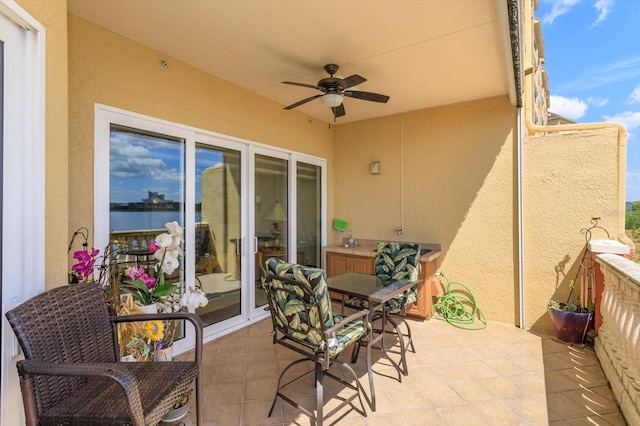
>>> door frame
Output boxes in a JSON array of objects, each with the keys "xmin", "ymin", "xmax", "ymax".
[{"xmin": 0, "ymin": 2, "xmax": 45, "ymax": 426}]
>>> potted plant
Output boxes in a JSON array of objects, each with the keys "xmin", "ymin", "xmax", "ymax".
[
  {"xmin": 120, "ymin": 221, "xmax": 184, "ymax": 311},
  {"xmin": 162, "ymin": 389, "xmax": 192, "ymax": 423},
  {"xmin": 548, "ymin": 218, "xmax": 608, "ymax": 344},
  {"xmin": 548, "ymin": 279, "xmax": 594, "ymax": 344}
]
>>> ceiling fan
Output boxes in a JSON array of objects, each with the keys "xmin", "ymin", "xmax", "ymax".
[{"xmin": 282, "ymin": 64, "xmax": 390, "ymax": 119}]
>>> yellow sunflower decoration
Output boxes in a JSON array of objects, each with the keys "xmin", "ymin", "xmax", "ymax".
[{"xmin": 144, "ymin": 320, "xmax": 165, "ymax": 341}]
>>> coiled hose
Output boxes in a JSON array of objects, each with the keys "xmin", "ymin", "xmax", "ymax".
[{"xmin": 431, "ymin": 273, "xmax": 487, "ymax": 330}]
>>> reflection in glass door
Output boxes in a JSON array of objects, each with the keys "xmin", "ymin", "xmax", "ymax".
[
  {"xmin": 254, "ymin": 154, "xmax": 288, "ymax": 308},
  {"xmin": 297, "ymin": 162, "xmax": 322, "ymax": 267},
  {"xmin": 194, "ymin": 144, "xmax": 242, "ymax": 326},
  {"xmin": 109, "ymin": 124, "xmax": 186, "ymax": 281}
]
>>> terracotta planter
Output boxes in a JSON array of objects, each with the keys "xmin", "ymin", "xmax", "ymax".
[{"xmin": 548, "ymin": 307, "xmax": 593, "ymax": 344}]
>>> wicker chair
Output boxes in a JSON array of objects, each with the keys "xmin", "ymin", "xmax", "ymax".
[
  {"xmin": 262, "ymin": 258, "xmax": 370, "ymax": 425},
  {"xmin": 5, "ymin": 283, "xmax": 203, "ymax": 426}
]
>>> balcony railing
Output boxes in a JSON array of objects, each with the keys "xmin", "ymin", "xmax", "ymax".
[{"xmin": 595, "ymin": 253, "xmax": 640, "ymax": 425}]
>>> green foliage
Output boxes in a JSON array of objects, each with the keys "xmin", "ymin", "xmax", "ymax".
[{"xmin": 626, "ymin": 202, "xmax": 640, "ymax": 230}]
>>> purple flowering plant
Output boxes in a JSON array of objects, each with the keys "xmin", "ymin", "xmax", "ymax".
[
  {"xmin": 120, "ymin": 222, "xmax": 182, "ymax": 306},
  {"xmin": 68, "ymin": 227, "xmax": 100, "ymax": 284}
]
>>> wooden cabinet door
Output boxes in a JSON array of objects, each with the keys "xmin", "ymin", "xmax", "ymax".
[
  {"xmin": 327, "ymin": 253, "xmax": 349, "ymax": 277},
  {"xmin": 352, "ymin": 256, "xmax": 373, "ymax": 274},
  {"xmin": 406, "ymin": 259, "xmax": 436, "ymax": 319}
]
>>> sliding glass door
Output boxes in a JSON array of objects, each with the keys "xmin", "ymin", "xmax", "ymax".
[
  {"xmin": 253, "ymin": 152, "xmax": 288, "ymax": 310},
  {"xmin": 296, "ymin": 161, "xmax": 322, "ymax": 268},
  {"xmin": 96, "ymin": 105, "xmax": 326, "ymax": 351},
  {"xmin": 194, "ymin": 143, "xmax": 242, "ymax": 326}
]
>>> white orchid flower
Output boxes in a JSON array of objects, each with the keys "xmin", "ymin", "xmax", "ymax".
[
  {"xmin": 162, "ymin": 257, "xmax": 180, "ymax": 275},
  {"xmin": 180, "ymin": 286, "xmax": 208, "ymax": 313},
  {"xmin": 154, "ymin": 248, "xmax": 165, "ymax": 262},
  {"xmin": 165, "ymin": 246, "xmax": 183, "ymax": 259},
  {"xmin": 165, "ymin": 221, "xmax": 183, "ymax": 239},
  {"xmin": 155, "ymin": 233, "xmax": 173, "ymax": 248}
]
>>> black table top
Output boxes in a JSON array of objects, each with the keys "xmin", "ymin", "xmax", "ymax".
[{"xmin": 327, "ymin": 272, "xmax": 416, "ymax": 304}]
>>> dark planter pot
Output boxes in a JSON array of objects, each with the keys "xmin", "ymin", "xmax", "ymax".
[{"xmin": 548, "ymin": 307, "xmax": 593, "ymax": 344}]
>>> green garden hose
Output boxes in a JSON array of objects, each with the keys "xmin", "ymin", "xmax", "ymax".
[{"xmin": 431, "ymin": 273, "xmax": 487, "ymax": 330}]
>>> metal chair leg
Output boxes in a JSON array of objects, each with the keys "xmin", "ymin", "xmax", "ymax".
[{"xmin": 315, "ymin": 362, "xmax": 324, "ymax": 426}]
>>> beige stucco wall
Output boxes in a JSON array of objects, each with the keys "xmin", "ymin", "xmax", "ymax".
[
  {"xmin": 16, "ymin": 0, "xmax": 69, "ymax": 288},
  {"xmin": 333, "ymin": 96, "xmax": 519, "ymax": 325},
  {"xmin": 524, "ymin": 127, "xmax": 621, "ymax": 334},
  {"xmin": 67, "ymin": 14, "xmax": 334, "ymax": 254}
]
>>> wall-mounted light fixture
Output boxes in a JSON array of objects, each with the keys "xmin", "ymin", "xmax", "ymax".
[
  {"xmin": 255, "ymin": 195, "xmax": 262, "ymax": 213},
  {"xmin": 370, "ymin": 161, "xmax": 381, "ymax": 175}
]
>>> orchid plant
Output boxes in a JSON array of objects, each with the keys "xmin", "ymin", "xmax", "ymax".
[
  {"xmin": 121, "ymin": 221, "xmax": 184, "ymax": 307},
  {"xmin": 68, "ymin": 227, "xmax": 100, "ymax": 284}
]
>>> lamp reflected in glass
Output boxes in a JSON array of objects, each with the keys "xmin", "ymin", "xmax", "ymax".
[{"xmin": 263, "ymin": 201, "xmax": 287, "ymax": 247}]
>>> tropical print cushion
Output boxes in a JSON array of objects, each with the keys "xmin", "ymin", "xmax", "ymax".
[
  {"xmin": 263, "ymin": 259, "xmax": 359, "ymax": 353},
  {"xmin": 329, "ymin": 314, "xmax": 367, "ymax": 357},
  {"xmin": 264, "ymin": 259, "xmax": 334, "ymax": 330},
  {"xmin": 376, "ymin": 241, "xmax": 421, "ymax": 313},
  {"xmin": 345, "ymin": 242, "xmax": 421, "ymax": 314}
]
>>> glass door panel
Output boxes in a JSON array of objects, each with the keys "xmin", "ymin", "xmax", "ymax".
[
  {"xmin": 108, "ymin": 124, "xmax": 187, "ymax": 341},
  {"xmin": 109, "ymin": 124, "xmax": 185, "ymax": 277},
  {"xmin": 194, "ymin": 144, "xmax": 242, "ymax": 326},
  {"xmin": 254, "ymin": 154, "xmax": 288, "ymax": 308},
  {"xmin": 296, "ymin": 162, "xmax": 322, "ymax": 267}
]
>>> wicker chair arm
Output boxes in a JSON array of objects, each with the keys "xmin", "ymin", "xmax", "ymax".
[
  {"xmin": 111, "ymin": 311, "xmax": 203, "ymax": 327},
  {"xmin": 324, "ymin": 308, "xmax": 369, "ymax": 337},
  {"xmin": 17, "ymin": 359, "xmax": 145, "ymax": 425}
]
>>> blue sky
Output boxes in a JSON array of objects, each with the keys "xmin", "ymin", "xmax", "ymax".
[
  {"xmin": 536, "ymin": 0, "xmax": 640, "ymax": 201},
  {"xmin": 110, "ymin": 130, "xmax": 224, "ymax": 204}
]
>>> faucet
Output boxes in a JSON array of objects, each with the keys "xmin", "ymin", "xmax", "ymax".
[{"xmin": 348, "ymin": 230, "xmax": 355, "ymax": 247}]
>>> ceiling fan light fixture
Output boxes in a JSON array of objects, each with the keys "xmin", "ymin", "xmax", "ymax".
[{"xmin": 321, "ymin": 93, "xmax": 343, "ymax": 107}]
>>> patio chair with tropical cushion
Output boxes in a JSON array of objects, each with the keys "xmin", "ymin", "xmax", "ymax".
[
  {"xmin": 5, "ymin": 283, "xmax": 203, "ymax": 426},
  {"xmin": 262, "ymin": 258, "xmax": 370, "ymax": 425},
  {"xmin": 345, "ymin": 241, "xmax": 421, "ymax": 376}
]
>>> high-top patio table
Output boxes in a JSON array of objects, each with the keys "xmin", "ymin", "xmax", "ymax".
[{"xmin": 326, "ymin": 272, "xmax": 417, "ymax": 411}]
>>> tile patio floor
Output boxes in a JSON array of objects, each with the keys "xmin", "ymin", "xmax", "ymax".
[{"xmin": 175, "ymin": 313, "xmax": 627, "ymax": 426}]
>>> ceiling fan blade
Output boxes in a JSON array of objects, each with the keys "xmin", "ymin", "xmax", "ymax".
[
  {"xmin": 344, "ymin": 90, "xmax": 390, "ymax": 103},
  {"xmin": 341, "ymin": 74, "xmax": 367, "ymax": 89},
  {"xmin": 332, "ymin": 103, "xmax": 346, "ymax": 118},
  {"xmin": 282, "ymin": 81, "xmax": 322, "ymax": 90},
  {"xmin": 284, "ymin": 94, "xmax": 323, "ymax": 110}
]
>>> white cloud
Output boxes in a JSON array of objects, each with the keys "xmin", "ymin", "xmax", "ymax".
[
  {"xmin": 628, "ymin": 84, "xmax": 640, "ymax": 105},
  {"xmin": 590, "ymin": 0, "xmax": 613, "ymax": 27},
  {"xmin": 588, "ymin": 97, "xmax": 609, "ymax": 107},
  {"xmin": 549, "ymin": 95, "xmax": 589, "ymax": 119},
  {"xmin": 541, "ymin": 0, "xmax": 582, "ymax": 24},
  {"xmin": 604, "ymin": 111, "xmax": 640, "ymax": 131}
]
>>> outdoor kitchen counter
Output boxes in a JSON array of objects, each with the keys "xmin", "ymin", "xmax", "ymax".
[{"xmin": 323, "ymin": 240, "xmax": 441, "ymax": 263}]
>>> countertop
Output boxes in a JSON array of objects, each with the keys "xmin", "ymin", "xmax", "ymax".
[{"xmin": 323, "ymin": 239, "xmax": 441, "ymax": 263}]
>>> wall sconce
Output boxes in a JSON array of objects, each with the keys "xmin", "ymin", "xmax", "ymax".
[
  {"xmin": 370, "ymin": 161, "xmax": 381, "ymax": 175},
  {"xmin": 255, "ymin": 195, "xmax": 262, "ymax": 213}
]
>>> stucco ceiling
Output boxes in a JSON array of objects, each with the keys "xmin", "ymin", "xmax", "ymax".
[{"xmin": 67, "ymin": 0, "xmax": 514, "ymax": 124}]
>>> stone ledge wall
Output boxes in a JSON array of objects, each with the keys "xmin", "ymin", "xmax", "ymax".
[{"xmin": 595, "ymin": 253, "xmax": 640, "ymax": 425}]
